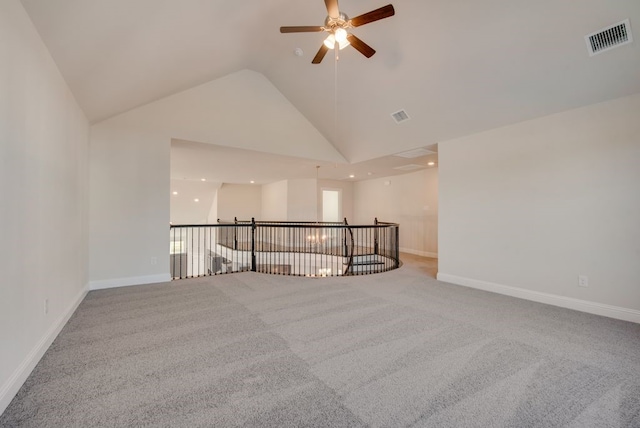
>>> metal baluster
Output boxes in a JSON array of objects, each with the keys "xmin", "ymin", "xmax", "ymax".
[
  {"xmin": 251, "ymin": 218, "xmax": 256, "ymax": 272},
  {"xmin": 181, "ymin": 227, "xmax": 185, "ymax": 279},
  {"xmin": 169, "ymin": 220, "xmax": 398, "ymax": 279},
  {"xmin": 170, "ymin": 226, "xmax": 174, "ymax": 279}
]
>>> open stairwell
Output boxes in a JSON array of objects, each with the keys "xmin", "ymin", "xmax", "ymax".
[{"xmin": 345, "ymin": 254, "xmax": 388, "ymax": 275}]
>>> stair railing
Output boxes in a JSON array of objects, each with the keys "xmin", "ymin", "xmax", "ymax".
[{"xmin": 171, "ymin": 219, "xmax": 398, "ymax": 279}]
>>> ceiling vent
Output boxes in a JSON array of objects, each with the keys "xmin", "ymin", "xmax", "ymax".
[
  {"xmin": 585, "ymin": 19, "xmax": 633, "ymax": 56},
  {"xmin": 391, "ymin": 109, "xmax": 410, "ymax": 124},
  {"xmin": 393, "ymin": 164, "xmax": 424, "ymax": 172},
  {"xmin": 394, "ymin": 148, "xmax": 435, "ymax": 158}
]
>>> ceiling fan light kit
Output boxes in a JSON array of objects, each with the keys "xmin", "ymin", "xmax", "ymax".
[
  {"xmin": 280, "ymin": 0, "xmax": 395, "ymax": 63},
  {"xmin": 323, "ymin": 32, "xmax": 350, "ymax": 50}
]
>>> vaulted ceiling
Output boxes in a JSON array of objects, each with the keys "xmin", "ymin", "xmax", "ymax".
[{"xmin": 22, "ymin": 0, "xmax": 640, "ymax": 165}]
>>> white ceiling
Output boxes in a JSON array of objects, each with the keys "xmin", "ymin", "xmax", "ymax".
[{"xmin": 21, "ymin": 0, "xmax": 640, "ymax": 173}]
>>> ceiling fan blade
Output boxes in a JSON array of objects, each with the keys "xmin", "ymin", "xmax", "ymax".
[
  {"xmin": 312, "ymin": 44, "xmax": 330, "ymax": 64},
  {"xmin": 325, "ymin": 0, "xmax": 340, "ymax": 19},
  {"xmin": 280, "ymin": 26, "xmax": 324, "ymax": 33},
  {"xmin": 349, "ymin": 4, "xmax": 395, "ymax": 27},
  {"xmin": 346, "ymin": 34, "xmax": 376, "ymax": 58}
]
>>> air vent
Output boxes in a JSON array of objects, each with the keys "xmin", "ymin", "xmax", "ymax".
[
  {"xmin": 394, "ymin": 148, "xmax": 435, "ymax": 159},
  {"xmin": 391, "ymin": 109, "xmax": 410, "ymax": 124},
  {"xmin": 393, "ymin": 164, "xmax": 424, "ymax": 172},
  {"xmin": 585, "ymin": 19, "xmax": 633, "ymax": 56}
]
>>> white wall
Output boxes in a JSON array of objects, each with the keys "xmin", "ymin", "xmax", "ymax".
[
  {"xmin": 0, "ymin": 0, "xmax": 89, "ymax": 414},
  {"xmin": 261, "ymin": 180, "xmax": 288, "ymax": 221},
  {"xmin": 261, "ymin": 179, "xmax": 353, "ymax": 223},
  {"xmin": 207, "ymin": 191, "xmax": 218, "ymax": 224},
  {"xmin": 438, "ymin": 93, "xmax": 640, "ymax": 322},
  {"xmin": 89, "ymin": 70, "xmax": 345, "ymax": 289},
  {"xmin": 217, "ymin": 184, "xmax": 262, "ymax": 221},
  {"xmin": 354, "ymin": 169, "xmax": 439, "ymax": 257},
  {"xmin": 90, "ymin": 123, "xmax": 170, "ymax": 289},
  {"xmin": 287, "ymin": 179, "xmax": 318, "ymax": 221}
]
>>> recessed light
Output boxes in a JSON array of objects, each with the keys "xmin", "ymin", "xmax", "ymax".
[
  {"xmin": 367, "ymin": 172, "xmax": 373, "ymax": 176},
  {"xmin": 427, "ymin": 161, "xmax": 435, "ymax": 166},
  {"xmin": 194, "ymin": 198, "xmax": 199, "ymax": 202},
  {"xmin": 172, "ymin": 191, "xmax": 178, "ymax": 195},
  {"xmin": 349, "ymin": 174, "xmax": 355, "ymax": 178},
  {"xmin": 200, "ymin": 178, "xmax": 206, "ymax": 182},
  {"xmin": 250, "ymin": 180, "xmax": 255, "ymax": 184}
]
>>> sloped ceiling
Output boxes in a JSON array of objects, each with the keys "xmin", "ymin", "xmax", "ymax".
[
  {"xmin": 98, "ymin": 69, "xmax": 347, "ymax": 163},
  {"xmin": 21, "ymin": 0, "xmax": 640, "ymax": 164}
]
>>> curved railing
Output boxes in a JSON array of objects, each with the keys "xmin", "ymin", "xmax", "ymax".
[{"xmin": 169, "ymin": 218, "xmax": 399, "ymax": 279}]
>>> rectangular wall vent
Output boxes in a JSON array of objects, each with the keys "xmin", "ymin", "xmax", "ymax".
[
  {"xmin": 391, "ymin": 109, "xmax": 410, "ymax": 124},
  {"xmin": 393, "ymin": 164, "xmax": 424, "ymax": 172},
  {"xmin": 394, "ymin": 148, "xmax": 435, "ymax": 159},
  {"xmin": 585, "ymin": 19, "xmax": 632, "ymax": 56}
]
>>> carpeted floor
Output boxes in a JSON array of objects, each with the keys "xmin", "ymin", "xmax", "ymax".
[{"xmin": 2, "ymin": 258, "xmax": 639, "ymax": 427}]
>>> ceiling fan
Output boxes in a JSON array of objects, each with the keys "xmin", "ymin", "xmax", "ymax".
[{"xmin": 280, "ymin": 0, "xmax": 395, "ymax": 64}]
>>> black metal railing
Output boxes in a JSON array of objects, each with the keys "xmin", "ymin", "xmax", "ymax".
[{"xmin": 169, "ymin": 218, "xmax": 399, "ymax": 279}]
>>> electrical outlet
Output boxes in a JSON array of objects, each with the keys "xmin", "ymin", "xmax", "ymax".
[
  {"xmin": 44, "ymin": 299, "xmax": 49, "ymax": 315},
  {"xmin": 151, "ymin": 257, "xmax": 157, "ymax": 265},
  {"xmin": 578, "ymin": 275, "xmax": 589, "ymax": 288}
]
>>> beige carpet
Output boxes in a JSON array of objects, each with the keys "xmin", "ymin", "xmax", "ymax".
[{"xmin": 2, "ymin": 260, "xmax": 639, "ymax": 427}]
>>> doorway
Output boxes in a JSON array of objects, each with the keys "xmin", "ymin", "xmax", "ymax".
[{"xmin": 322, "ymin": 189, "xmax": 341, "ymax": 222}]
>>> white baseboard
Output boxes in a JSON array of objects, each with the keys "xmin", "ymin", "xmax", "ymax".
[
  {"xmin": 89, "ymin": 273, "xmax": 172, "ymax": 291},
  {"xmin": 437, "ymin": 273, "xmax": 640, "ymax": 324},
  {"xmin": 400, "ymin": 248, "xmax": 438, "ymax": 259},
  {"xmin": 0, "ymin": 287, "xmax": 87, "ymax": 416}
]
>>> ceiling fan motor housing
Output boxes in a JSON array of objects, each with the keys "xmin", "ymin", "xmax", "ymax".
[{"xmin": 324, "ymin": 12, "xmax": 350, "ymax": 31}]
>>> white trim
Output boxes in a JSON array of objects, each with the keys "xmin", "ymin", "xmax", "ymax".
[
  {"xmin": 437, "ymin": 273, "xmax": 640, "ymax": 324},
  {"xmin": 0, "ymin": 287, "xmax": 87, "ymax": 415},
  {"xmin": 89, "ymin": 273, "xmax": 171, "ymax": 290},
  {"xmin": 400, "ymin": 247, "xmax": 438, "ymax": 259}
]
